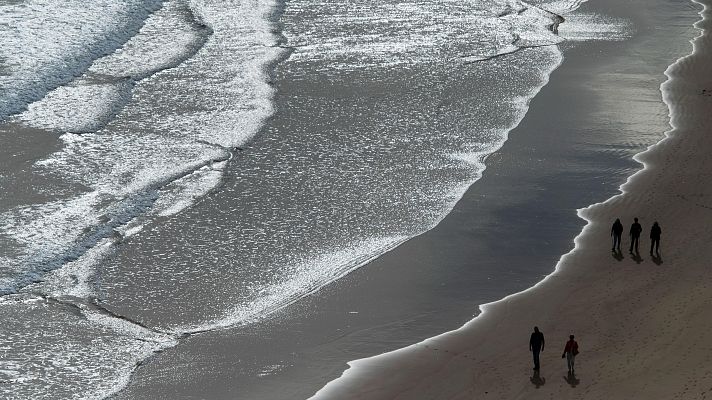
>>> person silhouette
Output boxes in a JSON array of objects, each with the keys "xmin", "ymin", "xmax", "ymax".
[
  {"xmin": 561, "ymin": 334, "xmax": 579, "ymax": 374},
  {"xmin": 529, "ymin": 326, "xmax": 545, "ymax": 370},
  {"xmin": 611, "ymin": 218, "xmax": 623, "ymax": 252},
  {"xmin": 629, "ymin": 217, "xmax": 642, "ymax": 254},
  {"xmin": 650, "ymin": 221, "xmax": 661, "ymax": 256}
]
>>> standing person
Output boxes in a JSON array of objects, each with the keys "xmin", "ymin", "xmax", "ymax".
[
  {"xmin": 611, "ymin": 218, "xmax": 623, "ymax": 252},
  {"xmin": 562, "ymin": 335, "xmax": 579, "ymax": 374},
  {"xmin": 650, "ymin": 221, "xmax": 662, "ymax": 256},
  {"xmin": 629, "ymin": 217, "xmax": 642, "ymax": 254},
  {"xmin": 529, "ymin": 326, "xmax": 545, "ymax": 370}
]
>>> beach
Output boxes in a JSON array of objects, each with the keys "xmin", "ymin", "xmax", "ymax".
[
  {"xmin": 0, "ymin": 0, "xmax": 705, "ymax": 397},
  {"xmin": 309, "ymin": 0, "xmax": 712, "ymax": 398},
  {"xmin": 111, "ymin": 0, "xmax": 703, "ymax": 398}
]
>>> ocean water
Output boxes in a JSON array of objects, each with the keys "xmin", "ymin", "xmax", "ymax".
[{"xmin": 0, "ymin": 0, "xmax": 627, "ymax": 397}]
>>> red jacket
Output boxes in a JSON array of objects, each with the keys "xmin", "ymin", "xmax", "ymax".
[{"xmin": 564, "ymin": 340, "xmax": 578, "ymax": 354}]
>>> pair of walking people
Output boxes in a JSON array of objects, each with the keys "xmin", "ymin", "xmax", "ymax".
[
  {"xmin": 611, "ymin": 218, "xmax": 661, "ymax": 256},
  {"xmin": 529, "ymin": 327, "xmax": 578, "ymax": 373}
]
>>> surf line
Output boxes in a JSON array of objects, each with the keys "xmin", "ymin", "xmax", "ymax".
[{"xmin": 463, "ymin": 2, "xmax": 566, "ymax": 64}]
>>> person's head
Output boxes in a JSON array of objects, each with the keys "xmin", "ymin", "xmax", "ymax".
[
  {"xmin": 615, "ymin": 218, "xmax": 620, "ymax": 223},
  {"xmin": 534, "ymin": 326, "xmax": 539, "ymax": 332},
  {"xmin": 569, "ymin": 335, "xmax": 575, "ymax": 340},
  {"xmin": 634, "ymin": 217, "xmax": 638, "ymax": 222},
  {"xmin": 654, "ymin": 221, "xmax": 658, "ymax": 226}
]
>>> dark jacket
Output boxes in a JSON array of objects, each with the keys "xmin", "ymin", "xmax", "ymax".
[
  {"xmin": 611, "ymin": 221, "xmax": 623, "ymax": 236},
  {"xmin": 530, "ymin": 331, "xmax": 545, "ymax": 351},
  {"xmin": 650, "ymin": 224, "xmax": 661, "ymax": 239},
  {"xmin": 630, "ymin": 222, "xmax": 642, "ymax": 237}
]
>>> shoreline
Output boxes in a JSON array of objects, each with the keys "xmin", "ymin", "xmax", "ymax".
[
  {"xmin": 111, "ymin": 0, "xmax": 702, "ymax": 398},
  {"xmin": 310, "ymin": 0, "xmax": 712, "ymax": 398}
]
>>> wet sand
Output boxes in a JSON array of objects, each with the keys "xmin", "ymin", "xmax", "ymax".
[{"xmin": 114, "ymin": 0, "xmax": 700, "ymax": 398}]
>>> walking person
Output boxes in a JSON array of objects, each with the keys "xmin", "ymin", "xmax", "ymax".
[
  {"xmin": 650, "ymin": 221, "xmax": 661, "ymax": 256},
  {"xmin": 562, "ymin": 335, "xmax": 579, "ymax": 374},
  {"xmin": 629, "ymin": 217, "xmax": 642, "ymax": 254},
  {"xmin": 529, "ymin": 326, "xmax": 545, "ymax": 370},
  {"xmin": 611, "ymin": 218, "xmax": 623, "ymax": 252}
]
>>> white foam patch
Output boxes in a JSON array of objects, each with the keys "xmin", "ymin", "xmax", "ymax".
[
  {"xmin": 177, "ymin": 235, "xmax": 409, "ymax": 333},
  {"xmin": 0, "ymin": 0, "xmax": 162, "ymax": 118},
  {"xmin": 13, "ymin": 0, "xmax": 210, "ymax": 133},
  {"xmin": 0, "ymin": 190, "xmax": 157, "ymax": 293},
  {"xmin": 0, "ymin": 192, "xmax": 103, "ymax": 260},
  {"xmin": 0, "ymin": 134, "xmax": 230, "ymax": 292},
  {"xmin": 121, "ymin": 224, "xmax": 145, "ymax": 238},
  {"xmin": 0, "ymin": 295, "xmax": 173, "ymax": 400},
  {"xmin": 284, "ymin": 0, "xmax": 563, "ymax": 69},
  {"xmin": 151, "ymin": 161, "xmax": 227, "ymax": 217},
  {"xmin": 89, "ymin": 0, "xmax": 209, "ymax": 80},
  {"xmin": 559, "ymin": 11, "xmax": 632, "ymax": 41},
  {"xmin": 524, "ymin": 0, "xmax": 588, "ymax": 14},
  {"xmin": 25, "ymin": 240, "xmax": 115, "ymax": 299},
  {"xmin": 17, "ymin": 82, "xmax": 131, "ymax": 133}
]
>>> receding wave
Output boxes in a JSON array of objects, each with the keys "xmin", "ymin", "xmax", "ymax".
[{"xmin": 0, "ymin": 0, "xmax": 164, "ymax": 120}]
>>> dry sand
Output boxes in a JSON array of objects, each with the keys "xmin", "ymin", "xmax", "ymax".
[{"xmin": 309, "ymin": 1, "xmax": 712, "ymax": 399}]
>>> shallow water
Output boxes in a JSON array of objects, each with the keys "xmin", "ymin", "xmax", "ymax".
[{"xmin": 96, "ymin": 0, "xmax": 575, "ymax": 333}]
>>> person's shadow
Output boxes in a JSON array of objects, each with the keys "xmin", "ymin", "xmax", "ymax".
[
  {"xmin": 530, "ymin": 370, "xmax": 546, "ymax": 388},
  {"xmin": 564, "ymin": 371, "xmax": 580, "ymax": 387},
  {"xmin": 612, "ymin": 249, "xmax": 624, "ymax": 261},
  {"xmin": 630, "ymin": 250, "xmax": 643, "ymax": 264},
  {"xmin": 652, "ymin": 254, "xmax": 663, "ymax": 265}
]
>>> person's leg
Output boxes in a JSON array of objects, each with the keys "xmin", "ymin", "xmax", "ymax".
[
  {"xmin": 616, "ymin": 234, "xmax": 622, "ymax": 251},
  {"xmin": 566, "ymin": 353, "xmax": 573, "ymax": 371},
  {"xmin": 533, "ymin": 349, "xmax": 540, "ymax": 369},
  {"xmin": 634, "ymin": 236, "xmax": 639, "ymax": 252}
]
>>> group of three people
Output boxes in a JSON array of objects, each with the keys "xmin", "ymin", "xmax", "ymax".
[
  {"xmin": 610, "ymin": 217, "xmax": 661, "ymax": 256},
  {"xmin": 529, "ymin": 327, "xmax": 578, "ymax": 374}
]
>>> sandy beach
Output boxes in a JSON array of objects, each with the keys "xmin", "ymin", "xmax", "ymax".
[{"xmin": 310, "ymin": 0, "xmax": 712, "ymax": 398}]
